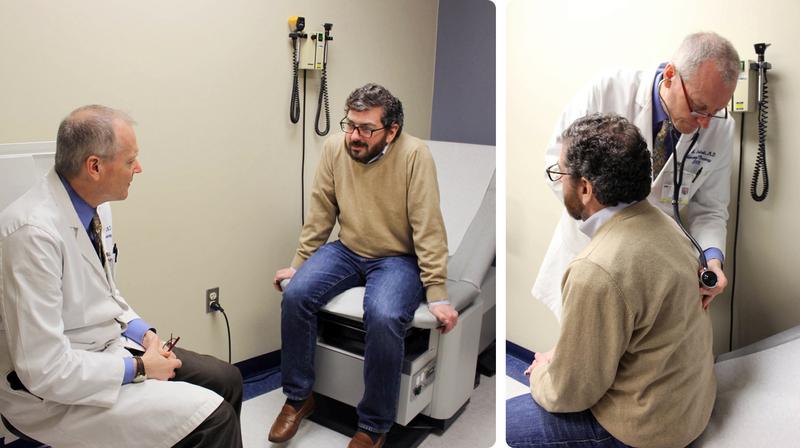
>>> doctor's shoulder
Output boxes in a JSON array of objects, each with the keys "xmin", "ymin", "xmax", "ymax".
[{"xmin": 0, "ymin": 193, "xmax": 60, "ymax": 243}]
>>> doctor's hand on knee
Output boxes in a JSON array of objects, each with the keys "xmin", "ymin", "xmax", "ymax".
[
  {"xmin": 429, "ymin": 303, "xmax": 458, "ymax": 334},
  {"xmin": 699, "ymin": 259, "xmax": 727, "ymax": 310},
  {"xmin": 142, "ymin": 344, "xmax": 182, "ymax": 381},
  {"xmin": 273, "ymin": 267, "xmax": 296, "ymax": 292}
]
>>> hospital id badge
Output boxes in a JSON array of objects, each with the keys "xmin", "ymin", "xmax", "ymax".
[{"xmin": 660, "ymin": 183, "xmax": 689, "ymax": 205}]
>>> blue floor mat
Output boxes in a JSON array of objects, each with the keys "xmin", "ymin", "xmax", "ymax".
[
  {"xmin": 243, "ymin": 368, "xmax": 282, "ymax": 401},
  {"xmin": 506, "ymin": 354, "xmax": 531, "ymax": 387}
]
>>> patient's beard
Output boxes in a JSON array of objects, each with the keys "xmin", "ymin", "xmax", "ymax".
[
  {"xmin": 564, "ymin": 186, "xmax": 584, "ymax": 221},
  {"xmin": 347, "ymin": 135, "xmax": 388, "ymax": 163}
]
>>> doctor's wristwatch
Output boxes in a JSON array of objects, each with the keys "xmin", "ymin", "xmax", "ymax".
[{"xmin": 133, "ymin": 356, "xmax": 146, "ymax": 383}]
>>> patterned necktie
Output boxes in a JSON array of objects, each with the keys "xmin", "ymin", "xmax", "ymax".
[
  {"xmin": 651, "ymin": 121, "xmax": 671, "ymax": 179},
  {"xmin": 90, "ymin": 214, "xmax": 105, "ymax": 267}
]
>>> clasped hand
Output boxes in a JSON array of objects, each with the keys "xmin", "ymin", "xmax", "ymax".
[{"xmin": 140, "ymin": 330, "xmax": 181, "ymax": 381}]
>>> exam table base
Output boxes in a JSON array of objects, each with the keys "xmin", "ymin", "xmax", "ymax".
[{"xmin": 308, "ymin": 393, "xmax": 469, "ymax": 448}]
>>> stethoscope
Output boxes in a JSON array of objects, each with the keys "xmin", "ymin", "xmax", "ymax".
[{"xmin": 659, "ymin": 79, "xmax": 719, "ymax": 289}]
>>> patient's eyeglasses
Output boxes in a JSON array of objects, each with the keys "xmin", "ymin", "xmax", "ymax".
[
  {"xmin": 340, "ymin": 118, "xmax": 386, "ymax": 138},
  {"xmin": 545, "ymin": 163, "xmax": 571, "ymax": 182}
]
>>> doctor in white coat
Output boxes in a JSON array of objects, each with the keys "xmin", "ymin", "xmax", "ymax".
[
  {"xmin": 0, "ymin": 105, "xmax": 243, "ymax": 447},
  {"xmin": 533, "ymin": 32, "xmax": 740, "ymax": 320}
]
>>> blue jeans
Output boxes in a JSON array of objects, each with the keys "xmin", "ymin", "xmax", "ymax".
[
  {"xmin": 281, "ymin": 241, "xmax": 425, "ymax": 433},
  {"xmin": 506, "ymin": 394, "xmax": 631, "ymax": 447}
]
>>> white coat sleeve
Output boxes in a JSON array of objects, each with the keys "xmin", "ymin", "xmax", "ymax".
[{"xmin": 0, "ymin": 225, "xmax": 125, "ymax": 407}]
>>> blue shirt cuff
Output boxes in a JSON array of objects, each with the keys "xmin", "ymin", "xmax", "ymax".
[
  {"xmin": 122, "ymin": 357, "xmax": 135, "ymax": 384},
  {"xmin": 704, "ymin": 247, "xmax": 724, "ymax": 264},
  {"xmin": 122, "ymin": 319, "xmax": 154, "ymax": 345}
]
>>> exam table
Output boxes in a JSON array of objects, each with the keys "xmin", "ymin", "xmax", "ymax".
[
  {"xmin": 692, "ymin": 324, "xmax": 800, "ymax": 447},
  {"xmin": 283, "ymin": 140, "xmax": 496, "ymax": 433}
]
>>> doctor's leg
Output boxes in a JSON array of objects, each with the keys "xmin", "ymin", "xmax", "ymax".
[
  {"xmin": 358, "ymin": 255, "xmax": 424, "ymax": 434},
  {"xmin": 281, "ymin": 240, "xmax": 364, "ymax": 400},
  {"xmin": 173, "ymin": 400, "xmax": 242, "ymax": 448},
  {"xmin": 172, "ymin": 346, "xmax": 244, "ymax": 417}
]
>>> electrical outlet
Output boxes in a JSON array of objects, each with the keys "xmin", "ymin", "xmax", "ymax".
[{"xmin": 206, "ymin": 287, "xmax": 220, "ymax": 313}]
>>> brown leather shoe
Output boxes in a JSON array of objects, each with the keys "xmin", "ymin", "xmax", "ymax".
[
  {"xmin": 347, "ymin": 431, "xmax": 386, "ymax": 448},
  {"xmin": 267, "ymin": 395, "xmax": 315, "ymax": 443}
]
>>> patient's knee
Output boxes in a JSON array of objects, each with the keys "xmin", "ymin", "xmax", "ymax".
[
  {"xmin": 365, "ymin": 307, "xmax": 408, "ymax": 334},
  {"xmin": 281, "ymin": 281, "xmax": 320, "ymax": 317}
]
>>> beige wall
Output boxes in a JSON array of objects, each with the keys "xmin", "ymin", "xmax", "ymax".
[
  {"xmin": 507, "ymin": 0, "xmax": 800, "ymax": 355},
  {"xmin": 0, "ymin": 0, "xmax": 438, "ymax": 362}
]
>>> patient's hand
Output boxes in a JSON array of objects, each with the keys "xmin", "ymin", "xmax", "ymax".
[
  {"xmin": 699, "ymin": 259, "xmax": 727, "ymax": 310},
  {"xmin": 429, "ymin": 303, "xmax": 459, "ymax": 334},
  {"xmin": 273, "ymin": 267, "xmax": 296, "ymax": 292},
  {"xmin": 524, "ymin": 349, "xmax": 555, "ymax": 376}
]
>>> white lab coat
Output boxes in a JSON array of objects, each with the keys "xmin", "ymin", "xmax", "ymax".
[
  {"xmin": 0, "ymin": 170, "xmax": 221, "ymax": 448},
  {"xmin": 533, "ymin": 68, "xmax": 734, "ymax": 320}
]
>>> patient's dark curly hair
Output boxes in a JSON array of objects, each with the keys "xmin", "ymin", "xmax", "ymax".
[
  {"xmin": 345, "ymin": 83, "xmax": 404, "ymax": 139},
  {"xmin": 562, "ymin": 113, "xmax": 652, "ymax": 206}
]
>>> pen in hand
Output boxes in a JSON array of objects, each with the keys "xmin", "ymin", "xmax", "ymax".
[{"xmin": 164, "ymin": 336, "xmax": 180, "ymax": 352}]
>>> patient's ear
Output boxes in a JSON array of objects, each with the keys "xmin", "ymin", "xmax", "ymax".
[
  {"xmin": 579, "ymin": 177, "xmax": 594, "ymax": 205},
  {"xmin": 385, "ymin": 123, "xmax": 400, "ymax": 144}
]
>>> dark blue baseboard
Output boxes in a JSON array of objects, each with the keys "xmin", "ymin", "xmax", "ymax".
[
  {"xmin": 506, "ymin": 340, "xmax": 535, "ymax": 363},
  {"xmin": 235, "ymin": 349, "xmax": 281, "ymax": 381},
  {"xmin": 235, "ymin": 349, "xmax": 283, "ymax": 401}
]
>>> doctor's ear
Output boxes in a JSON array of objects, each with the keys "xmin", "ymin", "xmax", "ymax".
[
  {"xmin": 85, "ymin": 156, "xmax": 101, "ymax": 179},
  {"xmin": 663, "ymin": 64, "xmax": 676, "ymax": 84}
]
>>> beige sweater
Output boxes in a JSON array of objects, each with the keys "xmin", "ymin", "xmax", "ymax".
[
  {"xmin": 291, "ymin": 132, "xmax": 448, "ymax": 301},
  {"xmin": 530, "ymin": 201, "xmax": 715, "ymax": 448}
]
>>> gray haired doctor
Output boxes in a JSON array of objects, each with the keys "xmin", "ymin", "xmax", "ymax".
[
  {"xmin": 533, "ymin": 32, "xmax": 739, "ymax": 319},
  {"xmin": 0, "ymin": 105, "xmax": 242, "ymax": 448}
]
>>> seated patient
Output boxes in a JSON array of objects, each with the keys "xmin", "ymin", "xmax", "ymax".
[
  {"xmin": 506, "ymin": 114, "xmax": 715, "ymax": 448},
  {"xmin": 0, "ymin": 105, "xmax": 243, "ymax": 448},
  {"xmin": 270, "ymin": 83, "xmax": 459, "ymax": 448}
]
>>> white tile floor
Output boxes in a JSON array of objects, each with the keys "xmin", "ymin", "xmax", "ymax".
[
  {"xmin": 506, "ymin": 375, "xmax": 529, "ymax": 400},
  {"xmin": 242, "ymin": 375, "xmax": 496, "ymax": 448}
]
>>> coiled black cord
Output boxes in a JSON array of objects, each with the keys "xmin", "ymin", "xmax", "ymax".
[
  {"xmin": 289, "ymin": 38, "xmax": 301, "ymax": 124},
  {"xmin": 315, "ymin": 65, "xmax": 330, "ymax": 136},
  {"xmin": 751, "ymin": 70, "xmax": 769, "ymax": 201}
]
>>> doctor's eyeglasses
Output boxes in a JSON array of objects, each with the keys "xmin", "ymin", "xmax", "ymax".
[
  {"xmin": 678, "ymin": 74, "xmax": 728, "ymax": 120},
  {"xmin": 546, "ymin": 163, "xmax": 571, "ymax": 182},
  {"xmin": 163, "ymin": 333, "xmax": 180, "ymax": 352}
]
